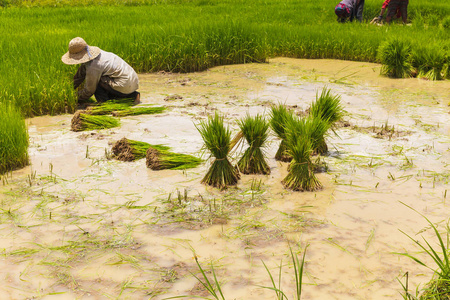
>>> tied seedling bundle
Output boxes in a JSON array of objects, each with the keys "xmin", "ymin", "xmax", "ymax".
[
  {"xmin": 377, "ymin": 38, "xmax": 414, "ymax": 78},
  {"xmin": 270, "ymin": 104, "xmax": 296, "ymax": 162},
  {"xmin": 237, "ymin": 114, "xmax": 270, "ymax": 175},
  {"xmin": 196, "ymin": 113, "xmax": 240, "ymax": 189},
  {"xmin": 146, "ymin": 147, "xmax": 202, "ymax": 170},
  {"xmin": 282, "ymin": 116, "xmax": 328, "ymax": 191},
  {"xmin": 112, "ymin": 138, "xmax": 169, "ymax": 161},
  {"xmin": 308, "ymin": 87, "xmax": 344, "ymax": 154},
  {"xmin": 86, "ymin": 98, "xmax": 134, "ymax": 115},
  {"xmin": 71, "ymin": 111, "xmax": 120, "ymax": 132},
  {"xmin": 111, "ymin": 106, "xmax": 166, "ymax": 117}
]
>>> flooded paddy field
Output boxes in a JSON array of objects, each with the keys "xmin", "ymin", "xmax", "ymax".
[{"xmin": 1, "ymin": 58, "xmax": 449, "ymax": 299}]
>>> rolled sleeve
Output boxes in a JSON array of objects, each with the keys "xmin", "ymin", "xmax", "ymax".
[{"xmin": 77, "ymin": 63, "xmax": 102, "ymax": 101}]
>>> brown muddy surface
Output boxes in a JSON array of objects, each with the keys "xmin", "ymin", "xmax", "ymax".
[{"xmin": 1, "ymin": 58, "xmax": 449, "ymax": 300}]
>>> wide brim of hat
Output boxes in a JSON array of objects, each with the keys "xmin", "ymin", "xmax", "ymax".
[{"xmin": 61, "ymin": 46, "xmax": 101, "ymax": 65}]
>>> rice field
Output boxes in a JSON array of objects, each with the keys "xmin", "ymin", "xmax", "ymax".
[{"xmin": 0, "ymin": 0, "xmax": 450, "ymax": 117}]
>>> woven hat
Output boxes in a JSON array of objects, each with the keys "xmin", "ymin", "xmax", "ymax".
[{"xmin": 61, "ymin": 37, "xmax": 101, "ymax": 65}]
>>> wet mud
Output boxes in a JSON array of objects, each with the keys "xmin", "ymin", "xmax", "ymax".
[{"xmin": 0, "ymin": 58, "xmax": 449, "ymax": 299}]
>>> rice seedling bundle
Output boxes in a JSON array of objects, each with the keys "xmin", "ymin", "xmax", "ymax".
[
  {"xmin": 237, "ymin": 114, "xmax": 270, "ymax": 175},
  {"xmin": 146, "ymin": 147, "xmax": 202, "ymax": 170},
  {"xmin": 196, "ymin": 113, "xmax": 240, "ymax": 189},
  {"xmin": 412, "ymin": 47, "xmax": 446, "ymax": 81},
  {"xmin": 309, "ymin": 87, "xmax": 344, "ymax": 127},
  {"xmin": 112, "ymin": 138, "xmax": 169, "ymax": 161},
  {"xmin": 86, "ymin": 98, "xmax": 135, "ymax": 115},
  {"xmin": 111, "ymin": 106, "xmax": 166, "ymax": 117},
  {"xmin": 377, "ymin": 39, "xmax": 414, "ymax": 78},
  {"xmin": 71, "ymin": 111, "xmax": 120, "ymax": 132},
  {"xmin": 269, "ymin": 104, "xmax": 296, "ymax": 162},
  {"xmin": 282, "ymin": 116, "xmax": 328, "ymax": 191},
  {"xmin": 0, "ymin": 102, "xmax": 29, "ymax": 174}
]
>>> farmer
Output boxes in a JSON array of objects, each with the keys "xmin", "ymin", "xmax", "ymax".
[
  {"xmin": 61, "ymin": 37, "xmax": 140, "ymax": 104},
  {"xmin": 335, "ymin": 0, "xmax": 364, "ymax": 23},
  {"xmin": 370, "ymin": 0, "xmax": 402, "ymax": 24},
  {"xmin": 385, "ymin": 0, "xmax": 408, "ymax": 24}
]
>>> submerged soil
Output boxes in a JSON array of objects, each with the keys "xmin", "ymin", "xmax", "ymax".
[{"xmin": 1, "ymin": 58, "xmax": 449, "ymax": 300}]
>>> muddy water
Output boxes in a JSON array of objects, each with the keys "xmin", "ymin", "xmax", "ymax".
[{"xmin": 1, "ymin": 58, "xmax": 449, "ymax": 299}]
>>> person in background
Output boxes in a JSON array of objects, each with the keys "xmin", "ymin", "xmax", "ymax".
[
  {"xmin": 61, "ymin": 37, "xmax": 140, "ymax": 104},
  {"xmin": 385, "ymin": 0, "xmax": 408, "ymax": 24},
  {"xmin": 370, "ymin": 0, "xmax": 402, "ymax": 24},
  {"xmin": 335, "ymin": 0, "xmax": 364, "ymax": 23}
]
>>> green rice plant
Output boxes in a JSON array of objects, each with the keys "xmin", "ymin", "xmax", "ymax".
[
  {"xmin": 309, "ymin": 87, "xmax": 344, "ymax": 128},
  {"xmin": 377, "ymin": 39, "xmax": 414, "ymax": 78},
  {"xmin": 443, "ymin": 16, "xmax": 450, "ymax": 30},
  {"xmin": 237, "ymin": 114, "xmax": 270, "ymax": 175},
  {"xmin": 70, "ymin": 111, "xmax": 120, "ymax": 132},
  {"xmin": 111, "ymin": 106, "xmax": 166, "ymax": 117},
  {"xmin": 112, "ymin": 137, "xmax": 169, "ymax": 161},
  {"xmin": 146, "ymin": 147, "xmax": 202, "ymax": 170},
  {"xmin": 397, "ymin": 203, "xmax": 450, "ymax": 299},
  {"xmin": 282, "ymin": 117, "xmax": 327, "ymax": 191},
  {"xmin": 86, "ymin": 98, "xmax": 135, "ymax": 115},
  {"xmin": 196, "ymin": 112, "xmax": 240, "ymax": 189},
  {"xmin": 411, "ymin": 46, "xmax": 447, "ymax": 81},
  {"xmin": 0, "ymin": 102, "xmax": 29, "ymax": 174},
  {"xmin": 261, "ymin": 244, "xmax": 308, "ymax": 300},
  {"xmin": 269, "ymin": 104, "xmax": 296, "ymax": 162}
]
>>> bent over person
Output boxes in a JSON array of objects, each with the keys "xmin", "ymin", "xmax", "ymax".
[
  {"xmin": 62, "ymin": 37, "xmax": 140, "ymax": 104},
  {"xmin": 335, "ymin": 0, "xmax": 364, "ymax": 23}
]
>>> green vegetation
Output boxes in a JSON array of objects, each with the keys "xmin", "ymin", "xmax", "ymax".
[
  {"xmin": 0, "ymin": 102, "xmax": 28, "ymax": 174},
  {"xmin": 197, "ymin": 113, "xmax": 240, "ymax": 189},
  {"xmin": 112, "ymin": 137, "xmax": 169, "ymax": 161},
  {"xmin": 270, "ymin": 104, "xmax": 295, "ymax": 162},
  {"xmin": 377, "ymin": 39, "xmax": 414, "ymax": 78},
  {"xmin": 237, "ymin": 114, "xmax": 270, "ymax": 175},
  {"xmin": 111, "ymin": 106, "xmax": 166, "ymax": 117},
  {"xmin": 71, "ymin": 111, "xmax": 120, "ymax": 131},
  {"xmin": 86, "ymin": 98, "xmax": 135, "ymax": 115},
  {"xmin": 1, "ymin": 0, "xmax": 450, "ymax": 117},
  {"xmin": 146, "ymin": 147, "xmax": 202, "ymax": 170}
]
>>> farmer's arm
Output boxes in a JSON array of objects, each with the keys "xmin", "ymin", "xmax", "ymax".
[
  {"xmin": 73, "ymin": 64, "xmax": 86, "ymax": 89},
  {"xmin": 77, "ymin": 64, "xmax": 102, "ymax": 102}
]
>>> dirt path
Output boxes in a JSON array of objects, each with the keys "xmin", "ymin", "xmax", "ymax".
[{"xmin": 1, "ymin": 58, "xmax": 449, "ymax": 299}]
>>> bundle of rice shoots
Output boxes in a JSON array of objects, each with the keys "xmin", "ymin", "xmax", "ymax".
[
  {"xmin": 146, "ymin": 147, "xmax": 202, "ymax": 170},
  {"xmin": 112, "ymin": 137, "xmax": 169, "ymax": 161},
  {"xmin": 237, "ymin": 114, "xmax": 270, "ymax": 175},
  {"xmin": 196, "ymin": 113, "xmax": 240, "ymax": 189},
  {"xmin": 415, "ymin": 47, "xmax": 446, "ymax": 81},
  {"xmin": 71, "ymin": 111, "xmax": 120, "ymax": 132},
  {"xmin": 269, "ymin": 104, "xmax": 296, "ymax": 162},
  {"xmin": 86, "ymin": 98, "xmax": 135, "ymax": 115},
  {"xmin": 283, "ymin": 117, "xmax": 323, "ymax": 191},
  {"xmin": 377, "ymin": 39, "xmax": 414, "ymax": 78},
  {"xmin": 112, "ymin": 106, "xmax": 166, "ymax": 117},
  {"xmin": 309, "ymin": 87, "xmax": 344, "ymax": 127}
]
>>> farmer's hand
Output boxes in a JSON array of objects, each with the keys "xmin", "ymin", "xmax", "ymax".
[{"xmin": 370, "ymin": 16, "xmax": 382, "ymax": 24}]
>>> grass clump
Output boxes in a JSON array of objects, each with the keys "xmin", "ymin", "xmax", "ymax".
[
  {"xmin": 282, "ymin": 117, "xmax": 326, "ymax": 191},
  {"xmin": 377, "ymin": 39, "xmax": 414, "ymax": 78},
  {"xmin": 146, "ymin": 147, "xmax": 202, "ymax": 170},
  {"xmin": 237, "ymin": 114, "xmax": 270, "ymax": 175},
  {"xmin": 112, "ymin": 137, "xmax": 169, "ymax": 161},
  {"xmin": 0, "ymin": 102, "xmax": 29, "ymax": 174},
  {"xmin": 111, "ymin": 106, "xmax": 166, "ymax": 117},
  {"xmin": 270, "ymin": 104, "xmax": 296, "ymax": 162},
  {"xmin": 196, "ymin": 113, "xmax": 240, "ymax": 189},
  {"xmin": 71, "ymin": 110, "xmax": 120, "ymax": 132},
  {"xmin": 412, "ymin": 47, "xmax": 447, "ymax": 81}
]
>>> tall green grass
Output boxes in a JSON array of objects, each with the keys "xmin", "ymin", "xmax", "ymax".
[
  {"xmin": 0, "ymin": 102, "xmax": 29, "ymax": 174},
  {"xmin": 1, "ymin": 0, "xmax": 450, "ymax": 117}
]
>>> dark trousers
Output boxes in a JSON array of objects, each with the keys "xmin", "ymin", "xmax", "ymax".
[{"xmin": 94, "ymin": 81, "xmax": 138, "ymax": 103}]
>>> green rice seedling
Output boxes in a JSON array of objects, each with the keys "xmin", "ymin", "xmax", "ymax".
[
  {"xmin": 0, "ymin": 102, "xmax": 29, "ymax": 174},
  {"xmin": 309, "ymin": 87, "xmax": 344, "ymax": 128},
  {"xmin": 146, "ymin": 147, "xmax": 202, "ymax": 170},
  {"xmin": 261, "ymin": 244, "xmax": 308, "ymax": 300},
  {"xmin": 70, "ymin": 111, "xmax": 120, "ymax": 132},
  {"xmin": 418, "ymin": 48, "xmax": 447, "ymax": 81},
  {"xmin": 443, "ymin": 16, "xmax": 450, "ymax": 30},
  {"xmin": 237, "ymin": 114, "xmax": 270, "ymax": 175},
  {"xmin": 196, "ymin": 113, "xmax": 240, "ymax": 189},
  {"xmin": 397, "ymin": 203, "xmax": 450, "ymax": 299},
  {"xmin": 282, "ymin": 117, "xmax": 327, "ymax": 191},
  {"xmin": 377, "ymin": 39, "xmax": 413, "ymax": 78},
  {"xmin": 270, "ymin": 104, "xmax": 296, "ymax": 162},
  {"xmin": 111, "ymin": 106, "xmax": 166, "ymax": 117},
  {"xmin": 86, "ymin": 98, "xmax": 135, "ymax": 115},
  {"xmin": 112, "ymin": 138, "xmax": 169, "ymax": 161}
]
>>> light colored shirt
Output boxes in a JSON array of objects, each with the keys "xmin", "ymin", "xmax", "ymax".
[{"xmin": 74, "ymin": 50, "xmax": 139, "ymax": 101}]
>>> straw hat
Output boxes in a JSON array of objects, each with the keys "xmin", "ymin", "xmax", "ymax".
[{"xmin": 61, "ymin": 37, "xmax": 101, "ymax": 65}]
